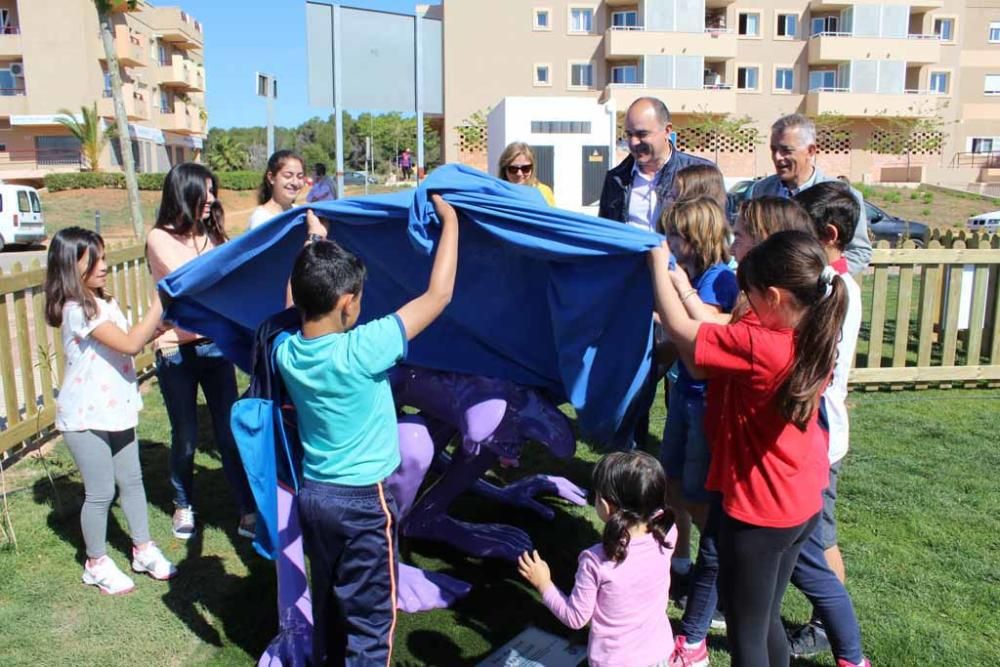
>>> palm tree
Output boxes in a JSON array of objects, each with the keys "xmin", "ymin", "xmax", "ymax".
[
  {"xmin": 57, "ymin": 104, "xmax": 114, "ymax": 172},
  {"xmin": 94, "ymin": 0, "xmax": 143, "ymax": 240},
  {"xmin": 206, "ymin": 134, "xmax": 249, "ymax": 172}
]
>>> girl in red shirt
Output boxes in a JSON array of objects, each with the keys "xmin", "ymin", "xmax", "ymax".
[{"xmin": 648, "ymin": 230, "xmax": 847, "ymax": 667}]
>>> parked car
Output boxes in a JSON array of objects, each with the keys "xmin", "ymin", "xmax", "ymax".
[
  {"xmin": 0, "ymin": 183, "xmax": 45, "ymax": 252},
  {"xmin": 865, "ymin": 201, "xmax": 929, "ymax": 247},
  {"xmin": 343, "ymin": 171, "xmax": 377, "ymax": 186},
  {"xmin": 725, "ymin": 178, "xmax": 758, "ymax": 224},
  {"xmin": 967, "ymin": 210, "xmax": 1000, "ymax": 234}
]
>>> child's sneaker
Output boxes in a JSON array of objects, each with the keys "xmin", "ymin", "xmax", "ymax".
[
  {"xmin": 172, "ymin": 506, "xmax": 195, "ymax": 540},
  {"xmin": 837, "ymin": 659, "xmax": 871, "ymax": 667},
  {"xmin": 131, "ymin": 543, "xmax": 177, "ymax": 580},
  {"xmin": 237, "ymin": 513, "xmax": 256, "ymax": 539},
  {"xmin": 669, "ymin": 635, "xmax": 709, "ymax": 667},
  {"xmin": 82, "ymin": 556, "xmax": 135, "ymax": 595}
]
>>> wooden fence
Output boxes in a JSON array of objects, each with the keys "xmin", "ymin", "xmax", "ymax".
[
  {"xmin": 0, "ymin": 243, "xmax": 155, "ymax": 459},
  {"xmin": 1, "ymin": 233, "xmax": 998, "ymax": 457}
]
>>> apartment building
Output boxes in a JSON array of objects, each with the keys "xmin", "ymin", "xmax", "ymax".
[
  {"xmin": 442, "ymin": 0, "xmax": 1000, "ymax": 183},
  {"xmin": 0, "ymin": 0, "xmax": 206, "ymax": 182}
]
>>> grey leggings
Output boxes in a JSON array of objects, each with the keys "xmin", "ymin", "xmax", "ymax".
[{"xmin": 63, "ymin": 429, "xmax": 151, "ymax": 559}]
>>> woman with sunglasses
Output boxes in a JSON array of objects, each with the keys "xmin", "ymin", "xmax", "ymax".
[{"xmin": 498, "ymin": 142, "xmax": 555, "ymax": 206}]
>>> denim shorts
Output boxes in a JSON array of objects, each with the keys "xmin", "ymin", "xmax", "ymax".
[
  {"xmin": 819, "ymin": 460, "xmax": 842, "ymax": 549},
  {"xmin": 660, "ymin": 382, "xmax": 713, "ymax": 503}
]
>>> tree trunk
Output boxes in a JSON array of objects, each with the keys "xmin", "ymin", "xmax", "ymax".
[{"xmin": 98, "ymin": 10, "xmax": 144, "ymax": 240}]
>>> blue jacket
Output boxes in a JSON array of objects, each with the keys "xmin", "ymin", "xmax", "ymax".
[
  {"xmin": 160, "ymin": 164, "xmax": 662, "ymax": 443},
  {"xmin": 749, "ymin": 167, "xmax": 872, "ymax": 274},
  {"xmin": 598, "ymin": 150, "xmax": 717, "ymax": 226}
]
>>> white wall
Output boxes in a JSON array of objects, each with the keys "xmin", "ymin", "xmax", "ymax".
[{"xmin": 487, "ymin": 96, "xmax": 617, "ymax": 213}]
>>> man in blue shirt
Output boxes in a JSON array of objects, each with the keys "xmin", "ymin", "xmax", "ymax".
[{"xmin": 275, "ymin": 196, "xmax": 459, "ymax": 665}]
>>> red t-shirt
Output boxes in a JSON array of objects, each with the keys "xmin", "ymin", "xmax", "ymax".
[{"xmin": 696, "ymin": 316, "xmax": 828, "ymax": 528}]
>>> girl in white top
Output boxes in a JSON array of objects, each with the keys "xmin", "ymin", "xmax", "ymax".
[
  {"xmin": 44, "ymin": 227, "xmax": 176, "ymax": 595},
  {"xmin": 247, "ymin": 149, "xmax": 306, "ymax": 230}
]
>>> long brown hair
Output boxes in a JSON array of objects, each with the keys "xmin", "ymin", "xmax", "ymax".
[
  {"xmin": 673, "ymin": 163, "xmax": 726, "ymax": 213},
  {"xmin": 154, "ymin": 162, "xmax": 228, "ymax": 245},
  {"xmin": 738, "ymin": 196, "xmax": 813, "ymax": 245},
  {"xmin": 592, "ymin": 451, "xmax": 674, "ymax": 564},
  {"xmin": 737, "ymin": 230, "xmax": 847, "ymax": 430},
  {"xmin": 257, "ymin": 149, "xmax": 305, "ymax": 205},
  {"xmin": 662, "ymin": 196, "xmax": 730, "ymax": 276},
  {"xmin": 497, "ymin": 142, "xmax": 539, "ymax": 186},
  {"xmin": 44, "ymin": 227, "xmax": 107, "ymax": 327}
]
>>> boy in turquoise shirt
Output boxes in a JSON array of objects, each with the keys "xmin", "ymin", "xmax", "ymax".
[{"xmin": 275, "ymin": 197, "xmax": 459, "ymax": 665}]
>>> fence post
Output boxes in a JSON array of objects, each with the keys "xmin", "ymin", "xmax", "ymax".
[{"xmin": 95, "ymin": 210, "xmax": 101, "ymax": 235}]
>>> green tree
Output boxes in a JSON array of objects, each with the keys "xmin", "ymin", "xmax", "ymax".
[
  {"xmin": 867, "ymin": 112, "xmax": 948, "ymax": 181},
  {"xmin": 809, "ymin": 112, "xmax": 853, "ymax": 148},
  {"xmin": 204, "ymin": 132, "xmax": 249, "ymax": 171},
  {"xmin": 57, "ymin": 104, "xmax": 115, "ymax": 172},
  {"xmin": 682, "ymin": 112, "xmax": 760, "ymax": 163},
  {"xmin": 93, "ymin": 0, "xmax": 143, "ymax": 239}
]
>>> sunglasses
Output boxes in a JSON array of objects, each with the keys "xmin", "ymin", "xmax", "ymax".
[{"xmin": 505, "ymin": 164, "xmax": 533, "ymax": 175}]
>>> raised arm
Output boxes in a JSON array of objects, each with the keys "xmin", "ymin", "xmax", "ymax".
[
  {"xmin": 395, "ymin": 193, "xmax": 459, "ymax": 340},
  {"xmin": 89, "ymin": 295, "xmax": 164, "ymax": 356},
  {"xmin": 669, "ymin": 265, "xmax": 732, "ymax": 325},
  {"xmin": 648, "ymin": 242, "xmax": 701, "ymax": 372}
]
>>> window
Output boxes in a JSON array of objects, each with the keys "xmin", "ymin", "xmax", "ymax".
[
  {"xmin": 737, "ymin": 66, "xmax": 759, "ymax": 90},
  {"xmin": 16, "ymin": 190, "xmax": 28, "ymax": 213},
  {"xmin": 612, "ymin": 11, "xmax": 638, "ymax": 28},
  {"xmin": 934, "ymin": 18, "xmax": 954, "ymax": 41},
  {"xmin": 738, "ymin": 12, "xmax": 760, "ymax": 37},
  {"xmin": 776, "ymin": 14, "xmax": 798, "ymax": 38},
  {"xmin": 985, "ymin": 74, "xmax": 1000, "ymax": 95},
  {"xmin": 929, "ymin": 71, "xmax": 949, "ymax": 94},
  {"xmin": 611, "ymin": 65, "xmax": 638, "ymax": 84},
  {"xmin": 811, "ymin": 16, "xmax": 839, "ymax": 36},
  {"xmin": 29, "ymin": 191, "xmax": 40, "ymax": 213},
  {"xmin": 989, "ymin": 21, "xmax": 1000, "ymax": 43},
  {"xmin": 103, "ymin": 71, "xmax": 112, "ymax": 96},
  {"xmin": 534, "ymin": 64, "xmax": 551, "ymax": 86},
  {"xmin": 971, "ymin": 138, "xmax": 994, "ymax": 153},
  {"xmin": 158, "ymin": 44, "xmax": 168, "ymax": 66},
  {"xmin": 809, "ymin": 70, "xmax": 837, "ymax": 90},
  {"xmin": 775, "ymin": 67, "xmax": 794, "ymax": 91},
  {"xmin": 533, "ymin": 9, "xmax": 550, "ymax": 31},
  {"xmin": 569, "ymin": 8, "xmax": 593, "ymax": 33},
  {"xmin": 160, "ymin": 91, "xmax": 171, "ymax": 113},
  {"xmin": 531, "ymin": 121, "xmax": 592, "ymax": 134},
  {"xmin": 570, "ymin": 62, "xmax": 594, "ymax": 87}
]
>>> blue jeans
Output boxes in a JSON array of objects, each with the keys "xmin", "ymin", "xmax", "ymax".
[
  {"xmin": 155, "ymin": 341, "xmax": 253, "ymax": 515},
  {"xmin": 679, "ymin": 495, "xmax": 721, "ymax": 644},
  {"xmin": 790, "ymin": 466, "xmax": 864, "ymax": 664},
  {"xmin": 661, "ymin": 383, "xmax": 713, "ymax": 503},
  {"xmin": 300, "ymin": 479, "xmax": 400, "ymax": 666}
]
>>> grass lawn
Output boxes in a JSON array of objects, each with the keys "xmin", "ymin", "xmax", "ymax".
[
  {"xmin": 1, "ymin": 381, "xmax": 998, "ymax": 666},
  {"xmin": 856, "ymin": 184, "xmax": 1000, "ymax": 233}
]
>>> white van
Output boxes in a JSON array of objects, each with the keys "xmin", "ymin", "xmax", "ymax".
[
  {"xmin": 967, "ymin": 210, "xmax": 1000, "ymax": 234},
  {"xmin": 0, "ymin": 183, "xmax": 45, "ymax": 251}
]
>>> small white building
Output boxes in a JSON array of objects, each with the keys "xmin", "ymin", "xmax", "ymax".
[{"xmin": 487, "ymin": 97, "xmax": 617, "ymax": 214}]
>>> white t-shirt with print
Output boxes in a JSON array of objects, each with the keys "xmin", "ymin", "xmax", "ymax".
[
  {"xmin": 824, "ymin": 271, "xmax": 862, "ymax": 464},
  {"xmin": 56, "ymin": 298, "xmax": 143, "ymax": 432}
]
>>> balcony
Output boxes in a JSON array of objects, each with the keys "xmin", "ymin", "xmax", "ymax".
[
  {"xmin": 0, "ymin": 25, "xmax": 21, "ymax": 58},
  {"xmin": 187, "ymin": 65, "xmax": 205, "ymax": 93},
  {"xmin": 809, "ymin": 0, "xmax": 942, "ymax": 10},
  {"xmin": 805, "ymin": 88, "xmax": 948, "ymax": 117},
  {"xmin": 601, "ymin": 83, "xmax": 737, "ymax": 115},
  {"xmin": 155, "ymin": 54, "xmax": 199, "ymax": 90},
  {"xmin": 605, "ymin": 26, "xmax": 737, "ymax": 60},
  {"xmin": 156, "ymin": 101, "xmax": 204, "ymax": 135},
  {"xmin": 808, "ymin": 32, "xmax": 940, "ymax": 64},
  {"xmin": 147, "ymin": 8, "xmax": 202, "ymax": 49},
  {"xmin": 101, "ymin": 24, "xmax": 147, "ymax": 67},
  {"xmin": 98, "ymin": 85, "xmax": 150, "ymax": 121},
  {"xmin": 0, "ymin": 86, "xmax": 28, "ymax": 115}
]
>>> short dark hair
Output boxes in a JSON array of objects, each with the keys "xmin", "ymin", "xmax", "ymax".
[
  {"xmin": 290, "ymin": 240, "xmax": 367, "ymax": 321},
  {"xmin": 315, "ymin": 163, "xmax": 327, "ymax": 176},
  {"xmin": 629, "ymin": 96, "xmax": 671, "ymax": 126},
  {"xmin": 794, "ymin": 182, "xmax": 859, "ymax": 252}
]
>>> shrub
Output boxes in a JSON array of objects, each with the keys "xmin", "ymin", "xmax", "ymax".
[
  {"xmin": 921, "ymin": 191, "xmax": 934, "ymax": 204},
  {"xmin": 856, "ymin": 183, "xmax": 876, "ymax": 201},
  {"xmin": 883, "ymin": 190, "xmax": 902, "ymax": 204},
  {"xmin": 922, "ymin": 208, "xmax": 931, "ymax": 217},
  {"xmin": 136, "ymin": 173, "xmax": 165, "ymax": 191},
  {"xmin": 910, "ymin": 191, "xmax": 920, "ymax": 200},
  {"xmin": 44, "ymin": 172, "xmax": 124, "ymax": 191},
  {"xmin": 217, "ymin": 171, "xmax": 260, "ymax": 191}
]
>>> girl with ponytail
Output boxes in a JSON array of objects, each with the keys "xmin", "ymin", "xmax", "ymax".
[
  {"xmin": 518, "ymin": 451, "xmax": 676, "ymax": 667},
  {"xmin": 648, "ymin": 229, "xmax": 847, "ymax": 667}
]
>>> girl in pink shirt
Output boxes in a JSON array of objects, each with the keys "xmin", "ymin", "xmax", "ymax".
[{"xmin": 519, "ymin": 451, "xmax": 677, "ymax": 667}]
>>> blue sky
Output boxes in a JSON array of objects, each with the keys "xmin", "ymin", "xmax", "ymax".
[{"xmin": 176, "ymin": 0, "xmax": 439, "ymax": 130}]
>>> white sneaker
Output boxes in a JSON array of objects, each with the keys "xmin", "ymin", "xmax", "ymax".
[
  {"xmin": 131, "ymin": 543, "xmax": 177, "ymax": 581},
  {"xmin": 82, "ymin": 556, "xmax": 136, "ymax": 595},
  {"xmin": 172, "ymin": 506, "xmax": 195, "ymax": 540}
]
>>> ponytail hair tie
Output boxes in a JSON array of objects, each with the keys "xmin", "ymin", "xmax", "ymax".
[
  {"xmin": 649, "ymin": 508, "xmax": 664, "ymax": 521},
  {"xmin": 818, "ymin": 265, "xmax": 838, "ymax": 296}
]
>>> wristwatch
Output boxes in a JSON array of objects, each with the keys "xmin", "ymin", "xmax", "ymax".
[{"xmin": 307, "ymin": 233, "xmax": 326, "ymax": 244}]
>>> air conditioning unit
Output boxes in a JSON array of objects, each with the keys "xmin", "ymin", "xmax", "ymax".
[{"xmin": 10, "ymin": 63, "xmax": 23, "ymax": 76}]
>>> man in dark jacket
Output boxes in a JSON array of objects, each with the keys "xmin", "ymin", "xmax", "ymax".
[{"xmin": 598, "ymin": 96, "xmax": 717, "ymax": 229}]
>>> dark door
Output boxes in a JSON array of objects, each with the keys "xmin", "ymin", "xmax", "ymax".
[
  {"xmin": 582, "ymin": 145, "xmax": 609, "ymax": 206},
  {"xmin": 530, "ymin": 145, "xmax": 554, "ymax": 192}
]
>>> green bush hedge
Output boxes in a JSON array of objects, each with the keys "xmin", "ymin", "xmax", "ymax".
[{"xmin": 44, "ymin": 170, "xmax": 260, "ymax": 192}]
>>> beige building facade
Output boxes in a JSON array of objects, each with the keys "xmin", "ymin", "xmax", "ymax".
[
  {"xmin": 0, "ymin": 0, "xmax": 206, "ymax": 182},
  {"xmin": 442, "ymin": 0, "xmax": 1000, "ymax": 184}
]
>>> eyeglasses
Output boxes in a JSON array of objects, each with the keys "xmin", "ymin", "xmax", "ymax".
[{"xmin": 505, "ymin": 164, "xmax": 533, "ymax": 175}]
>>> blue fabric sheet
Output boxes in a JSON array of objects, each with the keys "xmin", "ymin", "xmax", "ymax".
[{"xmin": 159, "ymin": 164, "xmax": 662, "ymax": 443}]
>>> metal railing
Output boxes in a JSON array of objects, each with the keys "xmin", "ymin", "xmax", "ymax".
[
  {"xmin": 808, "ymin": 86, "xmax": 851, "ymax": 93},
  {"xmin": 810, "ymin": 30, "xmax": 941, "ymax": 40},
  {"xmin": 950, "ymin": 151, "xmax": 1000, "ymax": 168},
  {"xmin": 0, "ymin": 150, "xmax": 83, "ymax": 167},
  {"xmin": 0, "ymin": 87, "xmax": 26, "ymax": 97},
  {"xmin": 607, "ymin": 25, "xmax": 735, "ymax": 34}
]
